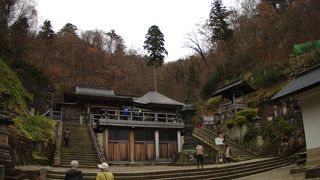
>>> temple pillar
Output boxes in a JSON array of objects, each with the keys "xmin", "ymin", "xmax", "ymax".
[
  {"xmin": 129, "ymin": 128, "xmax": 134, "ymax": 162},
  {"xmin": 103, "ymin": 128, "xmax": 109, "ymax": 160},
  {"xmin": 177, "ymin": 130, "xmax": 182, "ymax": 152},
  {"xmin": 155, "ymin": 130, "xmax": 159, "ymax": 160}
]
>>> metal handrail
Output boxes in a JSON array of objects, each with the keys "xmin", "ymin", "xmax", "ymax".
[
  {"xmin": 88, "ymin": 121, "xmax": 106, "ymax": 163},
  {"xmin": 201, "ymin": 127, "xmax": 258, "ymax": 156}
]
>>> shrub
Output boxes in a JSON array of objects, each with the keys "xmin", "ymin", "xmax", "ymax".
[
  {"xmin": 276, "ymin": 117, "xmax": 294, "ymax": 136},
  {"xmin": 252, "ymin": 64, "xmax": 283, "ymax": 87},
  {"xmin": 0, "ymin": 59, "xmax": 32, "ymax": 114},
  {"xmin": 14, "ymin": 115, "xmax": 57, "ymax": 142},
  {"xmin": 207, "ymin": 96, "xmax": 222, "ymax": 109},
  {"xmin": 236, "ymin": 108, "xmax": 258, "ymax": 121},
  {"xmin": 226, "ymin": 119, "xmax": 235, "ymax": 129},
  {"xmin": 201, "ymin": 65, "xmax": 227, "ymax": 99},
  {"xmin": 226, "ymin": 115, "xmax": 248, "ymax": 129},
  {"xmin": 261, "ymin": 121, "xmax": 273, "ymax": 138},
  {"xmin": 234, "ymin": 115, "xmax": 248, "ymax": 127},
  {"xmin": 244, "ymin": 125, "xmax": 257, "ymax": 142}
]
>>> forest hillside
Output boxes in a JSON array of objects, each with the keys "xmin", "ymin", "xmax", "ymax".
[{"xmin": 0, "ymin": 0, "xmax": 320, "ymax": 111}]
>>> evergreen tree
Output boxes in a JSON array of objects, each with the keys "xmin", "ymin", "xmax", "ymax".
[
  {"xmin": 10, "ymin": 17, "xmax": 29, "ymax": 58},
  {"xmin": 39, "ymin": 20, "xmax": 55, "ymax": 44},
  {"xmin": 143, "ymin": 25, "xmax": 168, "ymax": 91},
  {"xmin": 209, "ymin": 0, "xmax": 233, "ymax": 44},
  {"xmin": 59, "ymin": 23, "xmax": 77, "ymax": 35},
  {"xmin": 106, "ymin": 29, "xmax": 125, "ymax": 55}
]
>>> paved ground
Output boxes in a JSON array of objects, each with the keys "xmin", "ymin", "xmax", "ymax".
[
  {"xmin": 16, "ymin": 158, "xmax": 319, "ymax": 179},
  {"xmin": 235, "ymin": 165, "xmax": 320, "ymax": 180},
  {"xmin": 16, "ymin": 157, "xmax": 273, "ymax": 173}
]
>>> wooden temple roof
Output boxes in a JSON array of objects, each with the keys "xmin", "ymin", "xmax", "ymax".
[{"xmin": 212, "ymin": 79, "xmax": 254, "ymax": 100}]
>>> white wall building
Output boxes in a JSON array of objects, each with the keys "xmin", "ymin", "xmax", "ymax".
[{"xmin": 273, "ymin": 65, "xmax": 320, "ymax": 178}]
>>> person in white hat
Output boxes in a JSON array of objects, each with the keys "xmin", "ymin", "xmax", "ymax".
[{"xmin": 96, "ymin": 162, "xmax": 114, "ymax": 180}]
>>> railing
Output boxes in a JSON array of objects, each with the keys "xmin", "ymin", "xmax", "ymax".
[
  {"xmin": 102, "ymin": 109, "xmax": 182, "ymax": 123},
  {"xmin": 88, "ymin": 120, "xmax": 106, "ymax": 163},
  {"xmin": 222, "ymin": 102, "xmax": 248, "ymax": 112},
  {"xmin": 201, "ymin": 127, "xmax": 257, "ymax": 156},
  {"xmin": 50, "ymin": 111, "xmax": 62, "ymax": 121},
  {"xmin": 89, "ymin": 109, "xmax": 183, "ymax": 128}
]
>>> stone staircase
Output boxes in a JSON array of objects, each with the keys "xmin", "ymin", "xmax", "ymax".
[
  {"xmin": 259, "ymin": 136, "xmax": 281, "ymax": 157},
  {"xmin": 46, "ymin": 157, "xmax": 291, "ymax": 180},
  {"xmin": 59, "ymin": 124, "xmax": 98, "ymax": 168},
  {"xmin": 193, "ymin": 128, "xmax": 256, "ymax": 161}
]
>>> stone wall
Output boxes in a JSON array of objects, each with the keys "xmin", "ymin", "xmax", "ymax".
[
  {"xmin": 8, "ymin": 126, "xmax": 54, "ymax": 165},
  {"xmin": 226, "ymin": 124, "xmax": 248, "ymax": 142}
]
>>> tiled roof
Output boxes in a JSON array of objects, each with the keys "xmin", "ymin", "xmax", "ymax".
[
  {"xmin": 134, "ymin": 91, "xmax": 184, "ymax": 106},
  {"xmin": 272, "ymin": 64, "xmax": 320, "ymax": 100}
]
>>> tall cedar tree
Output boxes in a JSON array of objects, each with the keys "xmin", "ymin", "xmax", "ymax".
[
  {"xmin": 39, "ymin": 20, "xmax": 55, "ymax": 43},
  {"xmin": 209, "ymin": 0, "xmax": 233, "ymax": 44},
  {"xmin": 59, "ymin": 23, "xmax": 77, "ymax": 35},
  {"xmin": 143, "ymin": 25, "xmax": 168, "ymax": 91}
]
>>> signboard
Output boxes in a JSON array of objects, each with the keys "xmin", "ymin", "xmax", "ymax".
[
  {"xmin": 215, "ymin": 137, "xmax": 224, "ymax": 146},
  {"xmin": 203, "ymin": 116, "xmax": 215, "ymax": 125}
]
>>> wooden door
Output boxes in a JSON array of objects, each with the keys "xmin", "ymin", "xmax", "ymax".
[
  {"xmin": 159, "ymin": 142, "xmax": 177, "ymax": 159},
  {"xmin": 108, "ymin": 142, "xmax": 129, "ymax": 161}
]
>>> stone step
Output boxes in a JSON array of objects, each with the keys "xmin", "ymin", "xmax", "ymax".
[
  {"xmin": 61, "ymin": 153, "xmax": 97, "ymax": 157},
  {"xmin": 61, "ymin": 152, "xmax": 97, "ymax": 156},
  {"xmin": 60, "ymin": 160, "xmax": 98, "ymax": 164},
  {"xmin": 60, "ymin": 163, "xmax": 97, "ymax": 167},
  {"xmin": 114, "ymin": 158, "xmax": 288, "ymax": 179},
  {"xmin": 60, "ymin": 159, "xmax": 98, "ymax": 164},
  {"xmin": 47, "ymin": 158, "xmax": 290, "ymax": 179},
  {"xmin": 60, "ymin": 123, "xmax": 98, "ymax": 169},
  {"xmin": 48, "ymin": 173, "xmax": 96, "ymax": 179},
  {"xmin": 58, "ymin": 165, "xmax": 97, "ymax": 169},
  {"xmin": 62, "ymin": 148, "xmax": 95, "ymax": 151}
]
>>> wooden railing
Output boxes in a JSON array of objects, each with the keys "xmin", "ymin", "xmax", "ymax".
[
  {"xmin": 222, "ymin": 102, "xmax": 248, "ymax": 112},
  {"xmin": 89, "ymin": 110, "xmax": 183, "ymax": 129},
  {"xmin": 88, "ymin": 120, "xmax": 106, "ymax": 163}
]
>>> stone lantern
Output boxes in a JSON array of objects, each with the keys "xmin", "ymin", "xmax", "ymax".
[
  {"xmin": 180, "ymin": 104, "xmax": 196, "ymax": 150},
  {"xmin": 176, "ymin": 104, "xmax": 197, "ymax": 165}
]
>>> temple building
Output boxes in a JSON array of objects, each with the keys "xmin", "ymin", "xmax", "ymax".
[
  {"xmin": 272, "ymin": 64, "xmax": 320, "ymax": 178},
  {"xmin": 59, "ymin": 86, "xmax": 185, "ymax": 163},
  {"xmin": 212, "ymin": 79, "xmax": 255, "ymax": 113}
]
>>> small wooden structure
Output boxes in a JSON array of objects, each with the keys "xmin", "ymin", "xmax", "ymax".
[
  {"xmin": 212, "ymin": 79, "xmax": 254, "ymax": 113},
  {"xmin": 272, "ymin": 65, "xmax": 320, "ymax": 178},
  {"xmin": 59, "ymin": 86, "xmax": 185, "ymax": 163}
]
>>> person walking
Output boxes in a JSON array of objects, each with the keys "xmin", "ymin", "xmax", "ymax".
[
  {"xmin": 195, "ymin": 143, "xmax": 204, "ymax": 169},
  {"xmin": 96, "ymin": 162, "xmax": 114, "ymax": 180},
  {"xmin": 64, "ymin": 160, "xmax": 83, "ymax": 180},
  {"xmin": 64, "ymin": 128, "xmax": 71, "ymax": 147},
  {"xmin": 225, "ymin": 144, "xmax": 231, "ymax": 163}
]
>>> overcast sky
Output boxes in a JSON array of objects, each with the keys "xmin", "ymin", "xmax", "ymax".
[{"xmin": 36, "ymin": 0, "xmax": 239, "ymax": 62}]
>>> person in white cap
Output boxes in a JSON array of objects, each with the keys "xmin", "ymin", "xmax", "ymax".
[{"xmin": 96, "ymin": 162, "xmax": 114, "ymax": 180}]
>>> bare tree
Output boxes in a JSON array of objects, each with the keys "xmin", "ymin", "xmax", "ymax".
[
  {"xmin": 184, "ymin": 32, "xmax": 209, "ymax": 67},
  {"xmin": 241, "ymin": 0, "xmax": 260, "ymax": 17}
]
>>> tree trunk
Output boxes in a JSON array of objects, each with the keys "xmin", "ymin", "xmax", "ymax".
[{"xmin": 154, "ymin": 66, "xmax": 157, "ymax": 91}]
